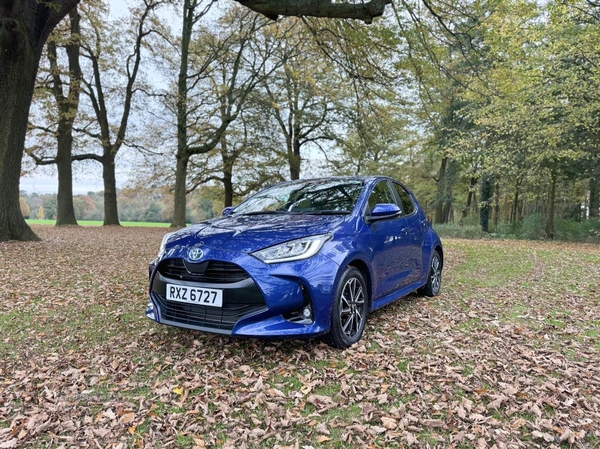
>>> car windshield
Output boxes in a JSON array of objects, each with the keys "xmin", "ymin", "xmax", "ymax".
[{"xmin": 233, "ymin": 179, "xmax": 364, "ymax": 215}]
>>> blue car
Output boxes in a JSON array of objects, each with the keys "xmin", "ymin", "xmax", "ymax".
[{"xmin": 147, "ymin": 176, "xmax": 443, "ymax": 348}]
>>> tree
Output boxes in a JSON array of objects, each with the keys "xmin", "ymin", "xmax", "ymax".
[
  {"xmin": 167, "ymin": 0, "xmax": 218, "ymax": 227},
  {"xmin": 3, "ymin": 0, "xmax": 393, "ymax": 241},
  {"xmin": 1, "ymin": 0, "xmax": 79, "ymax": 241},
  {"xmin": 330, "ymin": 102, "xmax": 414, "ymax": 178},
  {"xmin": 42, "ymin": 194, "xmax": 57, "ymax": 220},
  {"xmin": 27, "ymin": 7, "xmax": 83, "ymax": 226},
  {"xmin": 255, "ymin": 19, "xmax": 337, "ymax": 180},
  {"xmin": 170, "ymin": 4, "xmax": 285, "ymax": 225},
  {"xmin": 74, "ymin": 0, "xmax": 164, "ymax": 226},
  {"xmin": 456, "ymin": 0, "xmax": 597, "ymax": 237}
]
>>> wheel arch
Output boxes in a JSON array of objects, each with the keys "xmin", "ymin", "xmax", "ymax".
[
  {"xmin": 434, "ymin": 244, "xmax": 444, "ymax": 269},
  {"xmin": 347, "ymin": 259, "xmax": 373, "ymax": 310}
]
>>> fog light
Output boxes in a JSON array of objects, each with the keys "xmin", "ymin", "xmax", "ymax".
[
  {"xmin": 302, "ymin": 306, "xmax": 311, "ymax": 318},
  {"xmin": 145, "ymin": 301, "xmax": 155, "ymax": 320}
]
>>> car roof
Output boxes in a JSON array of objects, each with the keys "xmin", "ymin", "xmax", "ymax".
[{"xmin": 270, "ymin": 175, "xmax": 392, "ymax": 186}]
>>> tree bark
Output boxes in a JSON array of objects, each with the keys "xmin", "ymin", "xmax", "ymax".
[
  {"xmin": 0, "ymin": 17, "xmax": 38, "ymax": 240},
  {"xmin": 590, "ymin": 176, "xmax": 599, "ymax": 219},
  {"xmin": 493, "ymin": 182, "xmax": 500, "ymax": 229},
  {"xmin": 433, "ymin": 156, "xmax": 447, "ymax": 225},
  {"xmin": 235, "ymin": 0, "xmax": 391, "ymax": 23},
  {"xmin": 51, "ymin": 8, "xmax": 82, "ymax": 226},
  {"xmin": 289, "ymin": 136, "xmax": 301, "ymax": 180},
  {"xmin": 55, "ymin": 124, "xmax": 78, "ymax": 225},
  {"xmin": 223, "ymin": 155, "xmax": 234, "ymax": 208},
  {"xmin": 480, "ymin": 174, "xmax": 492, "ymax": 233},
  {"xmin": 102, "ymin": 153, "xmax": 120, "ymax": 225},
  {"xmin": 172, "ymin": 153, "xmax": 189, "ymax": 227},
  {"xmin": 511, "ymin": 179, "xmax": 521, "ymax": 223},
  {"xmin": 171, "ymin": 0, "xmax": 194, "ymax": 227},
  {"xmin": 545, "ymin": 169, "xmax": 556, "ymax": 240},
  {"xmin": 0, "ymin": 0, "xmax": 79, "ymax": 241}
]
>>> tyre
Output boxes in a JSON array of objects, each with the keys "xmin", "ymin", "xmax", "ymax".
[
  {"xmin": 324, "ymin": 267, "xmax": 368, "ymax": 349},
  {"xmin": 418, "ymin": 250, "xmax": 442, "ymax": 297}
]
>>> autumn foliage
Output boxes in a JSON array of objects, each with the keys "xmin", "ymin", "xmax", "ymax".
[{"xmin": 1, "ymin": 227, "xmax": 599, "ymax": 447}]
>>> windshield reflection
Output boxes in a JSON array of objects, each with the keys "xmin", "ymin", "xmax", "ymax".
[{"xmin": 233, "ymin": 180, "xmax": 364, "ymax": 215}]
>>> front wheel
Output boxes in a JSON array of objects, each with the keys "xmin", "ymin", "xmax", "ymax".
[
  {"xmin": 324, "ymin": 267, "xmax": 368, "ymax": 349},
  {"xmin": 418, "ymin": 250, "xmax": 442, "ymax": 297}
]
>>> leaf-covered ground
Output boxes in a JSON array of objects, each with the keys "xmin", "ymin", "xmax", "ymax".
[{"xmin": 1, "ymin": 226, "xmax": 599, "ymax": 448}]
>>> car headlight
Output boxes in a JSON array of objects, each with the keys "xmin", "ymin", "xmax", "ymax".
[
  {"xmin": 158, "ymin": 232, "xmax": 175, "ymax": 257},
  {"xmin": 251, "ymin": 234, "xmax": 332, "ymax": 264}
]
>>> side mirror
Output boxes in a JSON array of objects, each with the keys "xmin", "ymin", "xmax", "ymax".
[
  {"xmin": 222, "ymin": 206, "xmax": 235, "ymax": 216},
  {"xmin": 366, "ymin": 203, "xmax": 401, "ymax": 223}
]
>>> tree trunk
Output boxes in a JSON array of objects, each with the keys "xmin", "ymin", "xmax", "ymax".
[
  {"xmin": 590, "ymin": 176, "xmax": 599, "ymax": 219},
  {"xmin": 289, "ymin": 137, "xmax": 301, "ymax": 180},
  {"xmin": 493, "ymin": 182, "xmax": 500, "ymax": 229},
  {"xmin": 0, "ymin": 1, "xmax": 79, "ymax": 241},
  {"xmin": 220, "ymin": 133, "xmax": 235, "ymax": 208},
  {"xmin": 434, "ymin": 157, "xmax": 447, "ymax": 225},
  {"xmin": 53, "ymin": 8, "xmax": 81, "ymax": 226},
  {"xmin": 172, "ymin": 153, "xmax": 189, "ymax": 227},
  {"xmin": 102, "ymin": 153, "xmax": 120, "ymax": 226},
  {"xmin": 460, "ymin": 176, "xmax": 477, "ymax": 224},
  {"xmin": 480, "ymin": 174, "xmax": 492, "ymax": 233},
  {"xmin": 511, "ymin": 179, "xmax": 521, "ymax": 222},
  {"xmin": 223, "ymin": 165, "xmax": 234, "ymax": 208},
  {"xmin": 545, "ymin": 169, "xmax": 557, "ymax": 240},
  {"xmin": 442, "ymin": 201, "xmax": 452, "ymax": 224},
  {"xmin": 170, "ymin": 0, "xmax": 193, "ymax": 227},
  {"xmin": 0, "ymin": 16, "xmax": 39, "ymax": 241},
  {"xmin": 55, "ymin": 127, "xmax": 78, "ymax": 225}
]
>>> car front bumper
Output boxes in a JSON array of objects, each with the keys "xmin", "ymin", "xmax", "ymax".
[{"xmin": 147, "ymin": 249, "xmax": 340, "ymax": 338}]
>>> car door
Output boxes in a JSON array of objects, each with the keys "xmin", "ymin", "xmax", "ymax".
[
  {"xmin": 391, "ymin": 182, "xmax": 424, "ymax": 284},
  {"xmin": 366, "ymin": 181, "xmax": 414, "ymax": 299}
]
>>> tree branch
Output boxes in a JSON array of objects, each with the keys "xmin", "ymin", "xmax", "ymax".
[
  {"xmin": 235, "ymin": 0, "xmax": 391, "ymax": 23},
  {"xmin": 72, "ymin": 153, "xmax": 103, "ymax": 163}
]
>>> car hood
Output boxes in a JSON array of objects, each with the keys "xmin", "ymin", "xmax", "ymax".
[{"xmin": 169, "ymin": 213, "xmax": 349, "ymax": 254}]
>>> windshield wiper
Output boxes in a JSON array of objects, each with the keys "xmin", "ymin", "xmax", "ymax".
[
  {"xmin": 305, "ymin": 210, "xmax": 351, "ymax": 215},
  {"xmin": 236, "ymin": 210, "xmax": 289, "ymax": 215}
]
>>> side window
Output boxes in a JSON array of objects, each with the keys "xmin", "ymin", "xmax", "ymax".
[
  {"xmin": 368, "ymin": 181, "xmax": 396, "ymax": 212},
  {"xmin": 392, "ymin": 183, "xmax": 415, "ymax": 215}
]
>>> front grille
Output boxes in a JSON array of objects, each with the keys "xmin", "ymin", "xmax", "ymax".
[
  {"xmin": 152, "ymin": 293, "xmax": 265, "ymax": 331},
  {"xmin": 159, "ymin": 258, "xmax": 249, "ymax": 283},
  {"xmin": 151, "ymin": 259, "xmax": 266, "ymax": 332}
]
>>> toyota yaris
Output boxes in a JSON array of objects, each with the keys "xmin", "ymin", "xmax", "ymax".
[{"xmin": 146, "ymin": 176, "xmax": 443, "ymax": 348}]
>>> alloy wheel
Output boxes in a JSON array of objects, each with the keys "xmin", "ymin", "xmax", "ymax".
[{"xmin": 339, "ymin": 277, "xmax": 366, "ymax": 338}]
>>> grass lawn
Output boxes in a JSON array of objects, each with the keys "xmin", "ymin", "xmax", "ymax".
[{"xmin": 1, "ymin": 227, "xmax": 599, "ymax": 448}]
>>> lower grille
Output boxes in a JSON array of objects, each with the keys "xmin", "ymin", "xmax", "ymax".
[
  {"xmin": 151, "ymin": 259, "xmax": 266, "ymax": 332},
  {"xmin": 152, "ymin": 293, "xmax": 265, "ymax": 331}
]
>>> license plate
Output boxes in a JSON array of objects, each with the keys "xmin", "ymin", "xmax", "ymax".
[{"xmin": 166, "ymin": 284, "xmax": 223, "ymax": 307}]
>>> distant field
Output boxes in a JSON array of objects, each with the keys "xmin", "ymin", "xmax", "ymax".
[{"xmin": 26, "ymin": 219, "xmax": 171, "ymax": 227}]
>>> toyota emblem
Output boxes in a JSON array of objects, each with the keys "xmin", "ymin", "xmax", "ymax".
[{"xmin": 188, "ymin": 247, "xmax": 204, "ymax": 261}]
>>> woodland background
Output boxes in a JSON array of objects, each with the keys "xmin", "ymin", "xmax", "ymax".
[{"xmin": 20, "ymin": 0, "xmax": 600, "ymax": 239}]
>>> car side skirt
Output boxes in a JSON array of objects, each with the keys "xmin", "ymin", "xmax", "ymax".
[{"xmin": 370, "ymin": 280, "xmax": 425, "ymax": 312}]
